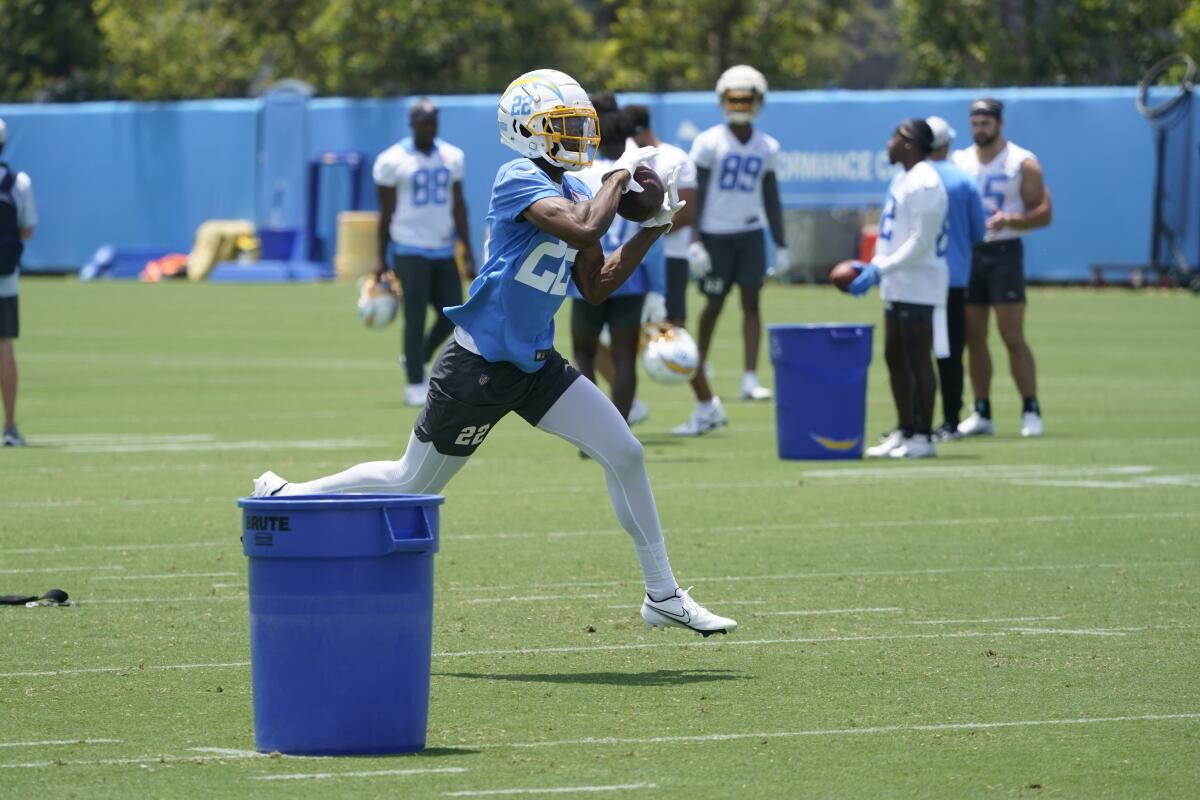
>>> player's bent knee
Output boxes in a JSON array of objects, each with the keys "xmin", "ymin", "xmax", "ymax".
[{"xmin": 605, "ymin": 434, "xmax": 645, "ymax": 474}]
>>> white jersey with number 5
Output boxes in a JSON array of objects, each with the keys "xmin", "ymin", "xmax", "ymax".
[
  {"xmin": 373, "ymin": 137, "xmax": 465, "ymax": 256},
  {"xmin": 951, "ymin": 141, "xmax": 1035, "ymax": 242},
  {"xmin": 689, "ymin": 125, "xmax": 779, "ymax": 235}
]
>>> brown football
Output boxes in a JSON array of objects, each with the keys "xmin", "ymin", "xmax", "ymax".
[
  {"xmin": 829, "ymin": 260, "xmax": 862, "ymax": 293},
  {"xmin": 616, "ymin": 165, "xmax": 666, "ymax": 223}
]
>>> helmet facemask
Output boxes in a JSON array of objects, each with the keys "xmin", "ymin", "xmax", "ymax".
[
  {"xmin": 722, "ymin": 90, "xmax": 762, "ymax": 124},
  {"xmin": 531, "ymin": 105, "xmax": 600, "ymax": 171}
]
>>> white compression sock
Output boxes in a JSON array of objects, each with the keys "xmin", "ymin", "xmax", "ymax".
[
  {"xmin": 283, "ymin": 431, "xmax": 468, "ymax": 495},
  {"xmin": 536, "ymin": 378, "xmax": 678, "ymax": 599}
]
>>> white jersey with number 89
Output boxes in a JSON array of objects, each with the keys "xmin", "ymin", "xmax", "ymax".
[{"xmin": 689, "ymin": 125, "xmax": 779, "ymax": 235}]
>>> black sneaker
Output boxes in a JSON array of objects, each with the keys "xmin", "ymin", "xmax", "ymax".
[{"xmin": 933, "ymin": 422, "xmax": 963, "ymax": 442}]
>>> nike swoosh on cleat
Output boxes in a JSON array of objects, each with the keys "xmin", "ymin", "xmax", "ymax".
[{"xmin": 648, "ymin": 605, "xmax": 691, "ymax": 623}]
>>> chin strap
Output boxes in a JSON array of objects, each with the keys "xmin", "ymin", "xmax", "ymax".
[{"xmin": 1, "ymin": 589, "xmax": 71, "ymax": 607}]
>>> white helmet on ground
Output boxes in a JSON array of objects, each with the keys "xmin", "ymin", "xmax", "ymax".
[
  {"xmin": 641, "ymin": 324, "xmax": 700, "ymax": 385},
  {"xmin": 357, "ymin": 272, "xmax": 400, "ymax": 329},
  {"xmin": 498, "ymin": 69, "xmax": 600, "ymax": 171},
  {"xmin": 715, "ymin": 64, "xmax": 767, "ymax": 124}
]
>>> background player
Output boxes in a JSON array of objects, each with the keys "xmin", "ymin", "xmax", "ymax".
[
  {"xmin": 567, "ymin": 92, "xmax": 664, "ymax": 424},
  {"xmin": 675, "ymin": 65, "xmax": 788, "ymax": 436},
  {"xmin": 951, "ymin": 98, "xmax": 1052, "ymax": 438},
  {"xmin": 925, "ymin": 115, "xmax": 986, "ymax": 440},
  {"xmin": 0, "ymin": 118, "xmax": 36, "ymax": 448},
  {"xmin": 850, "ymin": 119, "xmax": 949, "ymax": 459},
  {"xmin": 624, "ymin": 104, "xmax": 697, "ymax": 327},
  {"xmin": 254, "ymin": 69, "xmax": 736, "ymax": 637},
  {"xmin": 373, "ymin": 99, "xmax": 475, "ymax": 407}
]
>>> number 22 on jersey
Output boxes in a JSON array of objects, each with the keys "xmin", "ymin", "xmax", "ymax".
[{"xmin": 514, "ymin": 239, "xmax": 577, "ymax": 296}]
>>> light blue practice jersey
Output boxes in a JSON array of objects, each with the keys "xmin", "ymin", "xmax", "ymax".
[
  {"xmin": 930, "ymin": 160, "xmax": 986, "ymax": 288},
  {"xmin": 444, "ymin": 158, "xmax": 591, "ymax": 372}
]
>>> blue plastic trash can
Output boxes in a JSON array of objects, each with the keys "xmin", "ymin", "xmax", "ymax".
[
  {"xmin": 257, "ymin": 227, "xmax": 298, "ymax": 260},
  {"xmin": 768, "ymin": 323, "xmax": 875, "ymax": 460},
  {"xmin": 237, "ymin": 493, "xmax": 443, "ymax": 755}
]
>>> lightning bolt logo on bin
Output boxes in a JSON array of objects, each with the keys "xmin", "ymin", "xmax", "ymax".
[{"xmin": 810, "ymin": 433, "xmax": 861, "ymax": 452}]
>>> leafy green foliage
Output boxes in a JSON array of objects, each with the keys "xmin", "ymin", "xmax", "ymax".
[{"xmin": 0, "ymin": 0, "xmax": 1195, "ymax": 100}]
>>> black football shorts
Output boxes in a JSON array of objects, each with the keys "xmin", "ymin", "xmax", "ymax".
[
  {"xmin": 414, "ymin": 341, "xmax": 581, "ymax": 456},
  {"xmin": 967, "ymin": 239, "xmax": 1025, "ymax": 305}
]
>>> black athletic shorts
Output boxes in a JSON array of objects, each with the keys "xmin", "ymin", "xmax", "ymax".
[
  {"xmin": 0, "ymin": 296, "xmax": 17, "ymax": 339},
  {"xmin": 665, "ymin": 256, "xmax": 689, "ymax": 321},
  {"xmin": 414, "ymin": 341, "xmax": 581, "ymax": 456},
  {"xmin": 570, "ymin": 293, "xmax": 643, "ymax": 337},
  {"xmin": 698, "ymin": 230, "xmax": 766, "ymax": 298},
  {"xmin": 884, "ymin": 300, "xmax": 934, "ymax": 325},
  {"xmin": 967, "ymin": 239, "xmax": 1025, "ymax": 305}
]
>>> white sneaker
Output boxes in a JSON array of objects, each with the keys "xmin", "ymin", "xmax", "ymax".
[
  {"xmin": 252, "ymin": 470, "xmax": 290, "ymax": 497},
  {"xmin": 740, "ymin": 373, "xmax": 772, "ymax": 401},
  {"xmin": 957, "ymin": 412, "xmax": 995, "ymax": 437},
  {"xmin": 1020, "ymin": 412, "xmax": 1044, "ymax": 437},
  {"xmin": 671, "ymin": 398, "xmax": 727, "ymax": 436},
  {"xmin": 404, "ymin": 382, "xmax": 428, "ymax": 407},
  {"xmin": 627, "ymin": 397, "xmax": 650, "ymax": 426},
  {"xmin": 866, "ymin": 430, "xmax": 904, "ymax": 457},
  {"xmin": 889, "ymin": 435, "xmax": 937, "ymax": 459},
  {"xmin": 641, "ymin": 587, "xmax": 737, "ymax": 637}
]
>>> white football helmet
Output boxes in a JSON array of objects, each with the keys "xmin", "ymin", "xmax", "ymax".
[
  {"xmin": 715, "ymin": 64, "xmax": 767, "ymax": 124},
  {"xmin": 641, "ymin": 324, "xmax": 700, "ymax": 386},
  {"xmin": 498, "ymin": 69, "xmax": 600, "ymax": 171},
  {"xmin": 357, "ymin": 272, "xmax": 400, "ymax": 329}
]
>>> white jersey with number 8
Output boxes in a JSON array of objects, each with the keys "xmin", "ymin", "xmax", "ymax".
[
  {"xmin": 373, "ymin": 137, "xmax": 465, "ymax": 255},
  {"xmin": 689, "ymin": 125, "xmax": 779, "ymax": 235}
]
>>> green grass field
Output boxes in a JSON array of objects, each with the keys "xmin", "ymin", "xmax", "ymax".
[{"xmin": 2, "ymin": 279, "xmax": 1198, "ymax": 798}]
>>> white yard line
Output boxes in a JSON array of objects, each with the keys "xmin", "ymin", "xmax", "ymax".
[
  {"xmin": 91, "ymin": 572, "xmax": 238, "ymax": 582},
  {"xmin": 905, "ymin": 616, "xmax": 1063, "ymax": 625},
  {"xmin": 0, "ymin": 661, "xmax": 251, "ymax": 679},
  {"xmin": 0, "ymin": 565, "xmax": 125, "ymax": 575},
  {"xmin": 484, "ymin": 713, "xmax": 1200, "ymax": 750},
  {"xmin": 80, "ymin": 596, "xmax": 247, "ymax": 605},
  {"xmin": 4, "ymin": 509, "xmax": 1192, "ymax": 558},
  {"xmin": 430, "ymin": 629, "xmax": 1130, "ymax": 658},
  {"xmin": 608, "ymin": 600, "xmax": 766, "ymax": 609},
  {"xmin": 756, "ymin": 607, "xmax": 902, "ymax": 617},
  {"xmin": 0, "ymin": 738, "xmax": 120, "ymax": 749},
  {"xmin": 0, "ymin": 627, "xmax": 1137, "ymax": 679},
  {"xmin": 447, "ymin": 558, "xmax": 1199, "ymax": 594},
  {"xmin": 451, "ymin": 510, "xmax": 1200, "ymax": 542},
  {"xmin": 467, "ymin": 594, "xmax": 615, "ymax": 604},
  {"xmin": 444, "ymin": 784, "xmax": 654, "ymax": 797},
  {"xmin": 255, "ymin": 767, "xmax": 468, "ymax": 781}
]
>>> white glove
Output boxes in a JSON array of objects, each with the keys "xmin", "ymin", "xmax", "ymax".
[
  {"xmin": 607, "ymin": 145, "xmax": 659, "ymax": 193},
  {"xmin": 641, "ymin": 292, "xmax": 667, "ymax": 326},
  {"xmin": 640, "ymin": 165, "xmax": 687, "ymax": 229},
  {"xmin": 687, "ymin": 240, "xmax": 712, "ymax": 279},
  {"xmin": 769, "ymin": 245, "xmax": 789, "ymax": 278}
]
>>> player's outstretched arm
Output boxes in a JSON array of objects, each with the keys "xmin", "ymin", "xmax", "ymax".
[
  {"xmin": 572, "ymin": 227, "xmax": 669, "ymax": 305},
  {"xmin": 523, "ymin": 171, "xmax": 627, "ymax": 250}
]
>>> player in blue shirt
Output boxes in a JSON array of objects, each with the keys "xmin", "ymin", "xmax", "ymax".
[
  {"xmin": 925, "ymin": 117, "xmax": 987, "ymax": 441},
  {"xmin": 253, "ymin": 69, "xmax": 736, "ymax": 637}
]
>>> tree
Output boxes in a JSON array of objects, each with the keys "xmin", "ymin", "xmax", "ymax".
[
  {"xmin": 0, "ymin": 0, "xmax": 109, "ymax": 101},
  {"xmin": 593, "ymin": 0, "xmax": 879, "ymax": 91},
  {"xmin": 898, "ymin": 0, "xmax": 1186, "ymax": 87}
]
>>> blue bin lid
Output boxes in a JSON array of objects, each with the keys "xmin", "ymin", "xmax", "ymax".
[
  {"xmin": 237, "ymin": 493, "xmax": 444, "ymax": 511},
  {"xmin": 768, "ymin": 323, "xmax": 875, "ymax": 331},
  {"xmin": 238, "ymin": 494, "xmax": 444, "ymax": 558}
]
